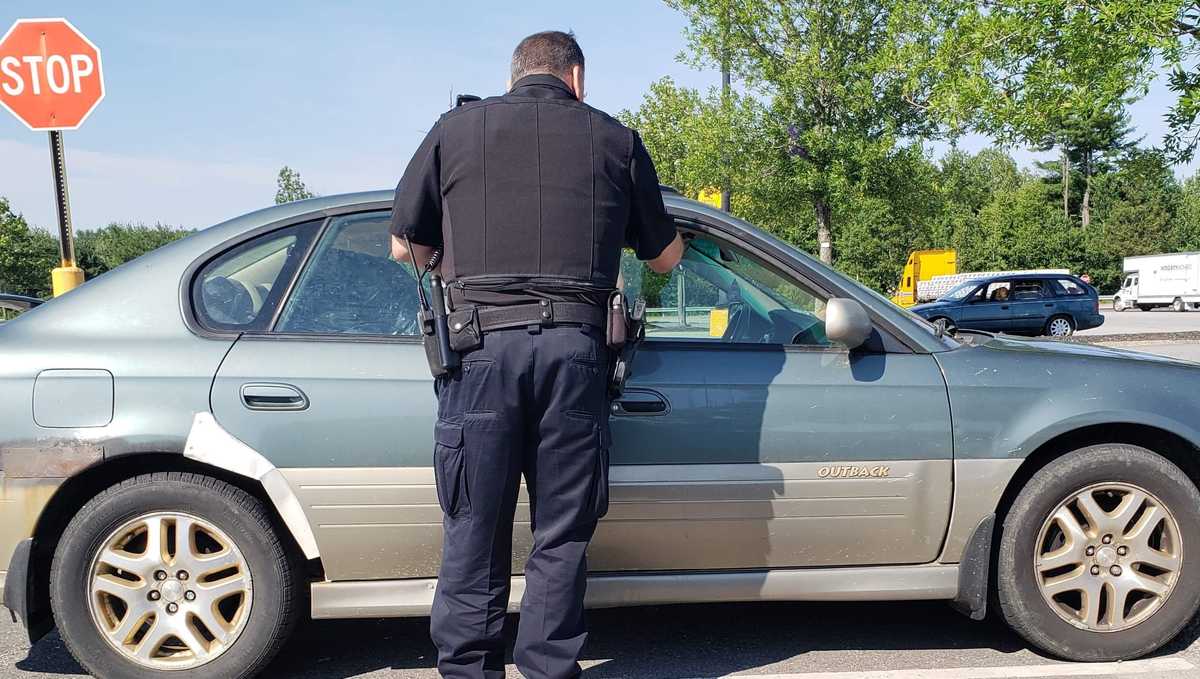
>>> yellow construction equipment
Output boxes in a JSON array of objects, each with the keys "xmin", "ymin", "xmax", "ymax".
[{"xmin": 891, "ymin": 249, "xmax": 957, "ymax": 307}]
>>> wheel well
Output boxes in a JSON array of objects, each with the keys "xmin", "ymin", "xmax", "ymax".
[
  {"xmin": 994, "ymin": 424, "xmax": 1200, "ymax": 525},
  {"xmin": 980, "ymin": 423, "xmax": 1200, "ymax": 616},
  {"xmin": 27, "ymin": 453, "xmax": 322, "ymax": 637}
]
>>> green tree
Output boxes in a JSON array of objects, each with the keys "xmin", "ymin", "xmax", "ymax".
[
  {"xmin": 0, "ymin": 198, "xmax": 59, "ymax": 298},
  {"xmin": 275, "ymin": 166, "xmax": 316, "ymax": 204},
  {"xmin": 669, "ymin": 0, "xmax": 949, "ymax": 264},
  {"xmin": 936, "ymin": 148, "xmax": 1025, "ymax": 272},
  {"xmin": 930, "ymin": 1, "xmax": 1199, "ymax": 162},
  {"xmin": 1179, "ymin": 172, "xmax": 1200, "ymax": 250},
  {"xmin": 1089, "ymin": 150, "xmax": 1183, "ymax": 288},
  {"xmin": 75, "ymin": 223, "xmax": 194, "ymax": 279}
]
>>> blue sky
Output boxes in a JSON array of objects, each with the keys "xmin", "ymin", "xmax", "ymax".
[{"xmin": 1, "ymin": 1, "xmax": 1195, "ymax": 231}]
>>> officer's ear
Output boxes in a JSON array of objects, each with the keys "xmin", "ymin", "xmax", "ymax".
[{"xmin": 571, "ymin": 65, "xmax": 585, "ymax": 101}]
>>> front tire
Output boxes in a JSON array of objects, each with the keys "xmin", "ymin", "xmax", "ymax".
[
  {"xmin": 1173, "ymin": 297, "xmax": 1187, "ymax": 312},
  {"xmin": 51, "ymin": 472, "xmax": 302, "ymax": 679},
  {"xmin": 997, "ymin": 445, "xmax": 1200, "ymax": 661},
  {"xmin": 931, "ymin": 317, "xmax": 956, "ymax": 336}
]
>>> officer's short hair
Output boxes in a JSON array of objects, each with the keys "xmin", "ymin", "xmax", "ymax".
[{"xmin": 511, "ymin": 31, "xmax": 585, "ymax": 82}]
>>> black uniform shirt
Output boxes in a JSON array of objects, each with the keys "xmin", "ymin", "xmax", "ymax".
[{"xmin": 390, "ymin": 74, "xmax": 676, "ymax": 306}]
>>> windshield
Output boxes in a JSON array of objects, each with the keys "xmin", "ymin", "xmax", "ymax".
[{"xmin": 939, "ymin": 281, "xmax": 982, "ymax": 301}]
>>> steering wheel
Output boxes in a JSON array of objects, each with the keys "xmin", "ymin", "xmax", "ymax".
[{"xmin": 201, "ymin": 276, "xmax": 255, "ymax": 325}]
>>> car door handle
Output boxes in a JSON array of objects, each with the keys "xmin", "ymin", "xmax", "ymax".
[
  {"xmin": 1000, "ymin": 305, "xmax": 1010, "ymax": 310},
  {"xmin": 611, "ymin": 389, "xmax": 668, "ymax": 416},
  {"xmin": 1045, "ymin": 303, "xmax": 1055, "ymax": 307},
  {"xmin": 241, "ymin": 383, "xmax": 309, "ymax": 411}
]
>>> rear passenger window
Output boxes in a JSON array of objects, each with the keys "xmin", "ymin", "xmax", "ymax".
[
  {"xmin": 275, "ymin": 212, "xmax": 422, "ymax": 336},
  {"xmin": 192, "ymin": 220, "xmax": 322, "ymax": 332},
  {"xmin": 1010, "ymin": 280, "xmax": 1045, "ymax": 300},
  {"xmin": 1052, "ymin": 278, "xmax": 1087, "ymax": 296}
]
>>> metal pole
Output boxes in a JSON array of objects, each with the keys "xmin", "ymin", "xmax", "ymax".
[
  {"xmin": 48, "ymin": 130, "xmax": 84, "ymax": 295},
  {"xmin": 720, "ymin": 2, "xmax": 731, "ymax": 213}
]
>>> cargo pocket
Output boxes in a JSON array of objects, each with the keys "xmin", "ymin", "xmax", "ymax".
[{"xmin": 433, "ymin": 419, "xmax": 469, "ymax": 519}]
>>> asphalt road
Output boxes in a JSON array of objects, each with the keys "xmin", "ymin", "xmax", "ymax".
[
  {"xmin": 3, "ymin": 339, "xmax": 1198, "ymax": 679},
  {"xmin": 1079, "ymin": 308, "xmax": 1200, "ymax": 337},
  {"xmin": 4, "ymin": 600, "xmax": 1200, "ymax": 679}
]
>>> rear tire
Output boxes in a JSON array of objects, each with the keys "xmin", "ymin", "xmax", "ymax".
[
  {"xmin": 50, "ymin": 472, "xmax": 302, "ymax": 679},
  {"xmin": 1173, "ymin": 297, "xmax": 1187, "ymax": 312},
  {"xmin": 1045, "ymin": 315, "xmax": 1075, "ymax": 337},
  {"xmin": 997, "ymin": 445, "xmax": 1200, "ymax": 661}
]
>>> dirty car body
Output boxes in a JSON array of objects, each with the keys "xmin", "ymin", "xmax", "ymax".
[{"xmin": 1, "ymin": 191, "xmax": 1198, "ymax": 675}]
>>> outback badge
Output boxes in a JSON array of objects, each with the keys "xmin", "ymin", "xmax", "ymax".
[{"xmin": 818, "ymin": 465, "xmax": 891, "ymax": 479}]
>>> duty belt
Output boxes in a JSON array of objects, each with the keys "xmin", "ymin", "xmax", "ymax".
[{"xmin": 471, "ymin": 300, "xmax": 606, "ymax": 333}]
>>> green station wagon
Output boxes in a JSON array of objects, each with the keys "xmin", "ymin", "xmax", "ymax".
[{"xmin": 2, "ymin": 190, "xmax": 1199, "ymax": 678}]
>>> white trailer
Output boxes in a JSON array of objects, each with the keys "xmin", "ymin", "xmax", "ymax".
[
  {"xmin": 1115, "ymin": 253, "xmax": 1200, "ymax": 312},
  {"xmin": 916, "ymin": 269, "xmax": 1069, "ymax": 303}
]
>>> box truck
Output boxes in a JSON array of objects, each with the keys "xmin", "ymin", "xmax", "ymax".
[{"xmin": 1114, "ymin": 252, "xmax": 1200, "ymax": 312}]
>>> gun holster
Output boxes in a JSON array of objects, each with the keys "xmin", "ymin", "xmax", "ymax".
[
  {"xmin": 421, "ymin": 276, "xmax": 461, "ymax": 377},
  {"xmin": 608, "ymin": 292, "xmax": 646, "ymax": 398}
]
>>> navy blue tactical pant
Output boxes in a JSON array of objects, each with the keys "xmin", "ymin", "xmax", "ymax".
[{"xmin": 430, "ymin": 323, "xmax": 611, "ymax": 679}]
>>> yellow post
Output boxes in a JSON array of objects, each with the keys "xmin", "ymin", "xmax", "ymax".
[
  {"xmin": 52, "ymin": 261, "xmax": 85, "ymax": 296},
  {"xmin": 48, "ymin": 130, "xmax": 84, "ymax": 296}
]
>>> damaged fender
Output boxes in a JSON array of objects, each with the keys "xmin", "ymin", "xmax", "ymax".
[{"xmin": 183, "ymin": 412, "xmax": 320, "ymax": 560}]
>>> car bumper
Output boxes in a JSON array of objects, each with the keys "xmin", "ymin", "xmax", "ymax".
[{"xmin": 1077, "ymin": 313, "xmax": 1105, "ymax": 331}]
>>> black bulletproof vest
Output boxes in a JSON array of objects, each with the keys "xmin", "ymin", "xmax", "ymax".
[{"xmin": 437, "ymin": 75, "xmax": 634, "ymax": 305}]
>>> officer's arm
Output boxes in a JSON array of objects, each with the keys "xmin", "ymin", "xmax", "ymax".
[
  {"xmin": 627, "ymin": 130, "xmax": 683, "ymax": 274},
  {"xmin": 389, "ymin": 120, "xmax": 444, "ymax": 271},
  {"xmin": 391, "ymin": 236, "xmax": 441, "ymax": 275},
  {"xmin": 645, "ymin": 234, "xmax": 683, "ymax": 274}
]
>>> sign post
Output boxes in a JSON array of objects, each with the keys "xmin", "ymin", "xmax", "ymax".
[{"xmin": 0, "ymin": 18, "xmax": 105, "ymax": 296}]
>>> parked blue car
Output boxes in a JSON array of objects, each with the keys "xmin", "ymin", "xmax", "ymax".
[{"xmin": 911, "ymin": 273, "xmax": 1104, "ymax": 337}]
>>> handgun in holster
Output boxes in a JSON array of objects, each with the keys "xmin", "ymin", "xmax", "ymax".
[{"xmin": 607, "ymin": 290, "xmax": 646, "ymax": 398}]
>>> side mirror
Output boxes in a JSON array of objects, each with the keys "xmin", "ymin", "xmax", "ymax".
[{"xmin": 825, "ymin": 298, "xmax": 872, "ymax": 349}]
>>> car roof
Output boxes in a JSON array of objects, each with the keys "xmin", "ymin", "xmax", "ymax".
[
  {"xmin": 973, "ymin": 273, "xmax": 1077, "ymax": 284},
  {"xmin": 0, "ymin": 293, "xmax": 42, "ymax": 309}
]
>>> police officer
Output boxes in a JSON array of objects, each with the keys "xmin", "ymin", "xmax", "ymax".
[{"xmin": 390, "ymin": 30, "xmax": 682, "ymax": 679}]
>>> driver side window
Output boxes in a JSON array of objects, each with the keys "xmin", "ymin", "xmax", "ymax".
[{"xmin": 620, "ymin": 234, "xmax": 830, "ymax": 346}]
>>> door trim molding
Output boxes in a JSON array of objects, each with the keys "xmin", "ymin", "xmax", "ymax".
[
  {"xmin": 310, "ymin": 564, "xmax": 959, "ymax": 619},
  {"xmin": 183, "ymin": 412, "xmax": 321, "ymax": 559}
]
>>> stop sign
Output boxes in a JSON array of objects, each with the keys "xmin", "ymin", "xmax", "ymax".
[{"xmin": 0, "ymin": 18, "xmax": 104, "ymax": 130}]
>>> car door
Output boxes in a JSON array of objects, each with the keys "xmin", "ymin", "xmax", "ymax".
[
  {"xmin": 957, "ymin": 280, "xmax": 1009, "ymax": 331},
  {"xmin": 593, "ymin": 230, "xmax": 954, "ymax": 572},
  {"xmin": 205, "ymin": 211, "xmax": 440, "ymax": 581},
  {"xmin": 1008, "ymin": 279, "xmax": 1052, "ymax": 332}
]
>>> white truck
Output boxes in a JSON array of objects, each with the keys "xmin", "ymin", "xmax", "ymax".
[{"xmin": 1114, "ymin": 252, "xmax": 1200, "ymax": 312}]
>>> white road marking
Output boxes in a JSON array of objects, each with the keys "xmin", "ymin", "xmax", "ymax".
[{"xmin": 693, "ymin": 657, "xmax": 1196, "ymax": 679}]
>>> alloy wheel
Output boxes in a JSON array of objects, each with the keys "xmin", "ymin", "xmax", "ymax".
[
  {"xmin": 1048, "ymin": 317, "xmax": 1073, "ymax": 337},
  {"xmin": 1034, "ymin": 482, "xmax": 1182, "ymax": 632},
  {"xmin": 933, "ymin": 318, "xmax": 956, "ymax": 335},
  {"xmin": 87, "ymin": 511, "xmax": 253, "ymax": 669}
]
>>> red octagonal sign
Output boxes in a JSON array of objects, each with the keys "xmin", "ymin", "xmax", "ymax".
[{"xmin": 0, "ymin": 18, "xmax": 104, "ymax": 131}]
